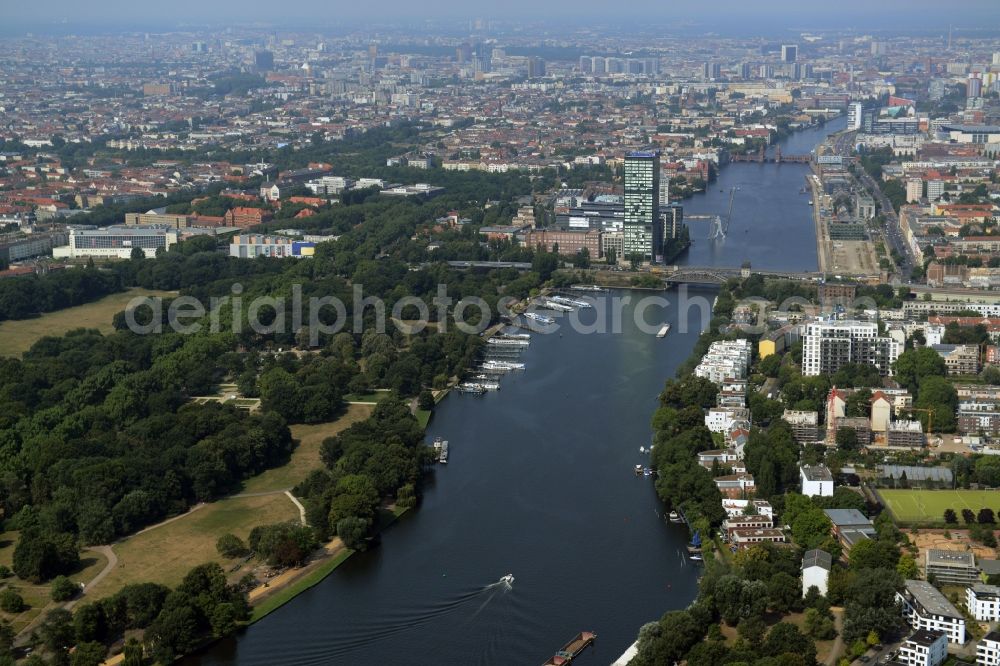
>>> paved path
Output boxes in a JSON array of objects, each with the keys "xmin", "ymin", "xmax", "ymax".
[
  {"xmin": 67, "ymin": 546, "xmax": 117, "ymax": 610},
  {"xmin": 15, "ymin": 546, "xmax": 118, "ymax": 644},
  {"xmin": 826, "ymin": 607, "xmax": 845, "ymax": 666},
  {"xmin": 285, "ymin": 490, "xmax": 307, "ymax": 526}
]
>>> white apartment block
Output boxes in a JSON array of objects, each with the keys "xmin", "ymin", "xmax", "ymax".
[
  {"xmin": 979, "ymin": 631, "xmax": 1000, "ymax": 666},
  {"xmin": 968, "ymin": 584, "xmax": 1000, "ymax": 621},
  {"xmin": 897, "ymin": 580, "xmax": 966, "ymax": 645},
  {"xmin": 694, "ymin": 339, "xmax": 752, "ymax": 384},
  {"xmin": 800, "ymin": 464, "xmax": 834, "ymax": 497},
  {"xmin": 897, "ymin": 630, "xmax": 948, "ymax": 666},
  {"xmin": 801, "ymin": 320, "xmax": 900, "ymax": 377}
]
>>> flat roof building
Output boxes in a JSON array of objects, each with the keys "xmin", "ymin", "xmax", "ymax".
[
  {"xmin": 926, "ymin": 549, "xmax": 978, "ymax": 586},
  {"xmin": 897, "ymin": 579, "xmax": 966, "ymax": 644}
]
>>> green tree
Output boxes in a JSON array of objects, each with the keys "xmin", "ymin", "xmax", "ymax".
[
  {"xmin": 215, "ymin": 534, "xmax": 248, "ymax": 559},
  {"xmin": 0, "ymin": 590, "xmax": 24, "ymax": 614},
  {"xmin": 71, "ymin": 641, "xmax": 108, "ymax": 666},
  {"xmin": 804, "ymin": 607, "xmax": 836, "ymax": 640},
  {"xmin": 336, "ymin": 516, "xmax": 369, "ymax": 550},
  {"xmin": 51, "ymin": 575, "xmax": 78, "ymax": 602}
]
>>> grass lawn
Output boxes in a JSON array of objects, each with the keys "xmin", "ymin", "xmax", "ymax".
[
  {"xmin": 240, "ymin": 403, "xmax": 374, "ymax": 494},
  {"xmin": 0, "ymin": 288, "xmax": 177, "ymax": 357},
  {"xmin": 86, "ymin": 494, "xmax": 299, "ymax": 599},
  {"xmin": 880, "ymin": 489, "xmax": 1000, "ymax": 523},
  {"xmin": 343, "ymin": 390, "xmax": 392, "ymax": 403},
  {"xmin": 415, "ymin": 409, "xmax": 432, "ymax": 428}
]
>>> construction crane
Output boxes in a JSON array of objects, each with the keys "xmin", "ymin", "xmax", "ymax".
[{"xmin": 906, "ymin": 407, "xmax": 934, "ymax": 442}]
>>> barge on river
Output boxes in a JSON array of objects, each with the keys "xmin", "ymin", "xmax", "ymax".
[{"xmin": 542, "ymin": 631, "xmax": 597, "ymax": 665}]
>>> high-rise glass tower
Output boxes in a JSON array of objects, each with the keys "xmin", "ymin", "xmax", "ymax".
[{"xmin": 623, "ymin": 151, "xmax": 660, "ymax": 263}]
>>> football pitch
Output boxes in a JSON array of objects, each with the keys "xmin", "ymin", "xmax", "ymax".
[{"xmin": 880, "ymin": 489, "xmax": 1000, "ymax": 523}]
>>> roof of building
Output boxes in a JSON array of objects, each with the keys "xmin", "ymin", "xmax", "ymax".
[
  {"xmin": 802, "ymin": 549, "xmax": 832, "ymax": 571},
  {"xmin": 903, "ymin": 579, "xmax": 964, "ymax": 620},
  {"xmin": 801, "ymin": 464, "xmax": 834, "ymax": 482},
  {"xmin": 906, "ymin": 629, "xmax": 947, "ymax": 647},
  {"xmin": 970, "ymin": 584, "xmax": 1000, "ymax": 598},
  {"xmin": 979, "ymin": 559, "xmax": 1000, "ymax": 576},
  {"xmin": 824, "ymin": 508, "xmax": 872, "ymax": 527},
  {"xmin": 984, "ymin": 630, "xmax": 1000, "ymax": 644},
  {"xmin": 926, "ymin": 549, "xmax": 976, "ymax": 568},
  {"xmin": 877, "ymin": 465, "xmax": 953, "ymax": 483}
]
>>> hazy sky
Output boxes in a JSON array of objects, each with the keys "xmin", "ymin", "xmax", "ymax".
[{"xmin": 6, "ymin": 0, "xmax": 1000, "ymax": 31}]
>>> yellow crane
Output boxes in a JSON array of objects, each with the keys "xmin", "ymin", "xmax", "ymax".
[{"xmin": 906, "ymin": 407, "xmax": 934, "ymax": 441}]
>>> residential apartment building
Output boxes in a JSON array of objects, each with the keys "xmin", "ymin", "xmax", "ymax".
[
  {"xmin": 783, "ymin": 410, "xmax": 819, "ymax": 445},
  {"xmin": 694, "ymin": 339, "xmax": 752, "ymax": 384},
  {"xmin": 931, "ymin": 344, "xmax": 980, "ymax": 375},
  {"xmin": 978, "ymin": 631, "xmax": 1000, "ymax": 666},
  {"xmin": 887, "ymin": 420, "xmax": 925, "ymax": 448},
  {"xmin": 958, "ymin": 402, "xmax": 1000, "ymax": 436},
  {"xmin": 896, "ymin": 630, "xmax": 948, "ymax": 666},
  {"xmin": 229, "ymin": 235, "xmax": 316, "ymax": 259},
  {"xmin": 801, "ymin": 320, "xmax": 900, "ymax": 377},
  {"xmin": 800, "ymin": 464, "xmax": 834, "ymax": 497},
  {"xmin": 729, "ymin": 527, "xmax": 785, "ymax": 550},
  {"xmin": 897, "ymin": 579, "xmax": 966, "ymax": 644},
  {"xmin": 967, "ymin": 584, "xmax": 1000, "ymax": 621}
]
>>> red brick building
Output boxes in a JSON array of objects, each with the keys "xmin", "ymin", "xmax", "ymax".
[
  {"xmin": 224, "ymin": 207, "xmax": 272, "ymax": 228},
  {"xmin": 523, "ymin": 228, "xmax": 602, "ymax": 258}
]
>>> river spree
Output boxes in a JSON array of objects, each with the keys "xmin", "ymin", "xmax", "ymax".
[
  {"xmin": 193, "ymin": 289, "xmax": 711, "ymax": 665},
  {"xmin": 679, "ymin": 115, "xmax": 847, "ymax": 271},
  {"xmin": 192, "ymin": 116, "xmax": 846, "ymax": 666}
]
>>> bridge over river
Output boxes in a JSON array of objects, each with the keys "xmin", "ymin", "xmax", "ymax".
[{"xmin": 661, "ymin": 265, "xmax": 824, "ymax": 285}]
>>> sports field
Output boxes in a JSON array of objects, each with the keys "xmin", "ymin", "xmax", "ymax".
[{"xmin": 880, "ymin": 489, "xmax": 1000, "ymax": 523}]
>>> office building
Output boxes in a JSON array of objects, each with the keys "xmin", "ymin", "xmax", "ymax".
[
  {"xmin": 897, "ymin": 579, "xmax": 966, "ymax": 644},
  {"xmin": 897, "ymin": 630, "xmax": 948, "ymax": 666},
  {"xmin": 802, "ymin": 321, "xmax": 900, "ymax": 377},
  {"xmin": 781, "ymin": 44, "xmax": 798, "ymax": 63},
  {"xmin": 926, "ymin": 549, "xmax": 978, "ymax": 586},
  {"xmin": 907, "ymin": 178, "xmax": 924, "ymax": 203},
  {"xmin": 527, "ymin": 57, "xmax": 546, "ymax": 78},
  {"xmin": 254, "ymin": 50, "xmax": 274, "ymax": 72},
  {"xmin": 740, "ymin": 62, "xmax": 753, "ymax": 80},
  {"xmin": 703, "ymin": 61, "xmax": 721, "ymax": 80},
  {"xmin": 969, "ymin": 72, "xmax": 984, "ymax": 98},
  {"xmin": 53, "ymin": 226, "xmax": 178, "ymax": 259},
  {"xmin": 967, "ymin": 584, "xmax": 1000, "ymax": 621},
  {"xmin": 623, "ymin": 151, "xmax": 660, "ymax": 262},
  {"xmin": 927, "ymin": 180, "xmax": 945, "ymax": 201},
  {"xmin": 847, "ymin": 103, "xmax": 864, "ymax": 131},
  {"xmin": 523, "ymin": 228, "xmax": 601, "ymax": 258},
  {"xmin": 979, "ymin": 631, "xmax": 1000, "ymax": 666}
]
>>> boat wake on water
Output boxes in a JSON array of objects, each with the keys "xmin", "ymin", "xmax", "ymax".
[{"xmin": 313, "ymin": 578, "xmax": 517, "ymax": 661}]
